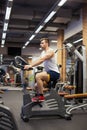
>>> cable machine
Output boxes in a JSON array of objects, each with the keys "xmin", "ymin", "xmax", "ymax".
[{"xmin": 65, "ymin": 43, "xmax": 87, "ymax": 93}]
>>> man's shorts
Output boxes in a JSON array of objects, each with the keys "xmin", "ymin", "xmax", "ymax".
[{"xmin": 47, "ymin": 70, "xmax": 60, "ymax": 88}]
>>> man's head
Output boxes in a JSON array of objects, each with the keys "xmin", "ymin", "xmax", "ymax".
[{"xmin": 40, "ymin": 38, "xmax": 50, "ymax": 49}]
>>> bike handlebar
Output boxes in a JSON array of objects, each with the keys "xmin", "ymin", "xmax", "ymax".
[{"xmin": 14, "ymin": 56, "xmax": 33, "ymax": 70}]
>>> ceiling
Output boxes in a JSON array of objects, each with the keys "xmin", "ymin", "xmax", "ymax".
[{"xmin": 0, "ymin": 0, "xmax": 86, "ymax": 65}]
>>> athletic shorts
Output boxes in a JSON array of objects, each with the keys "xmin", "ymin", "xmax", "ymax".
[
  {"xmin": 47, "ymin": 70, "xmax": 60, "ymax": 82},
  {"xmin": 46, "ymin": 70, "xmax": 60, "ymax": 88}
]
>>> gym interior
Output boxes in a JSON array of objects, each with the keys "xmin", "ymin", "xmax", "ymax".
[{"xmin": 0, "ymin": 0, "xmax": 87, "ymax": 130}]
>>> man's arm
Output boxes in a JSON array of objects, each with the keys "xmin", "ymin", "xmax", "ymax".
[{"xmin": 24, "ymin": 49, "xmax": 54, "ymax": 69}]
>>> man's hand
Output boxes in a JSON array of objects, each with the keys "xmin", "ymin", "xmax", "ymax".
[{"xmin": 24, "ymin": 65, "xmax": 32, "ymax": 70}]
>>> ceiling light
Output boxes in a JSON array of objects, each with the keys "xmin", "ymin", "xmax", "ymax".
[
  {"xmin": 25, "ymin": 41, "xmax": 30, "ymax": 46},
  {"xmin": 23, "ymin": 0, "xmax": 65, "ymax": 48},
  {"xmin": 44, "ymin": 11, "xmax": 56, "ymax": 23},
  {"xmin": 1, "ymin": 0, "xmax": 13, "ymax": 48},
  {"xmin": 1, "ymin": 45, "xmax": 4, "ymax": 48},
  {"xmin": 5, "ymin": 7, "xmax": 12, "ymax": 20},
  {"xmin": 45, "ymin": 26, "xmax": 58, "ymax": 31},
  {"xmin": 73, "ymin": 38, "xmax": 83, "ymax": 44},
  {"xmin": 22, "ymin": 46, "xmax": 26, "ymax": 49},
  {"xmin": 1, "ymin": 40, "xmax": 5, "ymax": 45},
  {"xmin": 29, "ymin": 34, "xmax": 35, "ymax": 41},
  {"xmin": 58, "ymin": 0, "xmax": 67, "ymax": 6},
  {"xmin": 2, "ymin": 32, "xmax": 6, "ymax": 39},
  {"xmin": 28, "ymin": 56, "xmax": 32, "ymax": 59},
  {"xmin": 51, "ymin": 40, "xmax": 57, "ymax": 43},
  {"xmin": 35, "ymin": 25, "xmax": 43, "ymax": 33},
  {"xmin": 3, "ymin": 23, "xmax": 8, "ymax": 31}
]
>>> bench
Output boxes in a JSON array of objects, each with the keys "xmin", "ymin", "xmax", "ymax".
[
  {"xmin": 64, "ymin": 93, "xmax": 87, "ymax": 115},
  {"xmin": 64, "ymin": 93, "xmax": 87, "ymax": 99}
]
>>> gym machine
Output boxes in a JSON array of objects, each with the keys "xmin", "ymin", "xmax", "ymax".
[
  {"xmin": 65, "ymin": 43, "xmax": 87, "ymax": 93},
  {"xmin": 14, "ymin": 56, "xmax": 71, "ymax": 122},
  {"xmin": 0, "ymin": 68, "xmax": 6, "ymax": 85},
  {"xmin": 0, "ymin": 68, "xmax": 6, "ymax": 104},
  {"xmin": 63, "ymin": 43, "xmax": 87, "ymax": 114},
  {"xmin": 55, "ymin": 43, "xmax": 86, "ymax": 93},
  {"xmin": 0, "ymin": 104, "xmax": 18, "ymax": 130}
]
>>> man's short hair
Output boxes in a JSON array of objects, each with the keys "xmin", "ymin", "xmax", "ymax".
[{"xmin": 40, "ymin": 38, "xmax": 50, "ymax": 46}]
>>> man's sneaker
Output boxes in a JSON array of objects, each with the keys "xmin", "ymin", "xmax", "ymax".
[
  {"xmin": 32, "ymin": 95, "xmax": 45, "ymax": 102},
  {"xmin": 38, "ymin": 95, "xmax": 45, "ymax": 101},
  {"xmin": 32, "ymin": 96, "xmax": 38, "ymax": 102}
]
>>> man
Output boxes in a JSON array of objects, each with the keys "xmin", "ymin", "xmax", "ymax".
[{"xmin": 24, "ymin": 38, "xmax": 60, "ymax": 102}]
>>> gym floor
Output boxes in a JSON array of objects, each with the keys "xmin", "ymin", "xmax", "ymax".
[{"xmin": 1, "ymin": 89, "xmax": 87, "ymax": 130}]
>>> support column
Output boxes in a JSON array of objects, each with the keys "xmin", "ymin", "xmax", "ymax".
[
  {"xmin": 82, "ymin": 5, "xmax": 87, "ymax": 54},
  {"xmin": 57, "ymin": 29, "xmax": 66, "ymax": 81},
  {"xmin": 82, "ymin": 4, "xmax": 87, "ymax": 92}
]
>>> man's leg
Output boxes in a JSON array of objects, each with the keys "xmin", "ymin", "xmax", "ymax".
[
  {"xmin": 35, "ymin": 71, "xmax": 50, "ymax": 94},
  {"xmin": 32, "ymin": 71, "xmax": 50, "ymax": 102}
]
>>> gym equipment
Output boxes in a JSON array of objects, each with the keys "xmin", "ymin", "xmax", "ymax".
[
  {"xmin": 64, "ymin": 93, "xmax": 87, "ymax": 114},
  {"xmin": 0, "ymin": 68, "xmax": 6, "ymax": 104},
  {"xmin": 75, "ymin": 46, "xmax": 83, "ymax": 93},
  {"xmin": 57, "ymin": 81, "xmax": 75, "ymax": 96},
  {"xmin": 0, "ymin": 104, "xmax": 18, "ymax": 130},
  {"xmin": 0, "ymin": 68, "xmax": 6, "ymax": 77},
  {"xmin": 15, "ymin": 56, "xmax": 29, "ymax": 70},
  {"xmin": 65, "ymin": 43, "xmax": 86, "ymax": 93},
  {"xmin": 54, "ymin": 44, "xmax": 87, "ymax": 116},
  {"xmin": 56, "ymin": 43, "xmax": 87, "ymax": 93},
  {"xmin": 61, "ymin": 43, "xmax": 87, "ymax": 114},
  {"xmin": 21, "ymin": 89, "xmax": 71, "ymax": 122},
  {"xmin": 14, "ymin": 56, "xmax": 71, "ymax": 122},
  {"xmin": 0, "ymin": 91, "xmax": 4, "ymax": 104},
  {"xmin": 0, "ymin": 68, "xmax": 6, "ymax": 85}
]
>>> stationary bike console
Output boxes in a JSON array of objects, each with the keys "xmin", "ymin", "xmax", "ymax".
[{"xmin": 14, "ymin": 56, "xmax": 33, "ymax": 70}]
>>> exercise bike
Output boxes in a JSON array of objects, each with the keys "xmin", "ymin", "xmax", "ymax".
[{"xmin": 14, "ymin": 56, "xmax": 71, "ymax": 122}]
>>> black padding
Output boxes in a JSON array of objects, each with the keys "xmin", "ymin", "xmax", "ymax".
[{"xmin": 0, "ymin": 104, "xmax": 18, "ymax": 130}]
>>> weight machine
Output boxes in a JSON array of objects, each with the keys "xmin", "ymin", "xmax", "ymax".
[
  {"xmin": 0, "ymin": 104, "xmax": 18, "ymax": 130},
  {"xmin": 65, "ymin": 43, "xmax": 87, "ymax": 93},
  {"xmin": 63, "ymin": 43, "xmax": 87, "ymax": 114}
]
